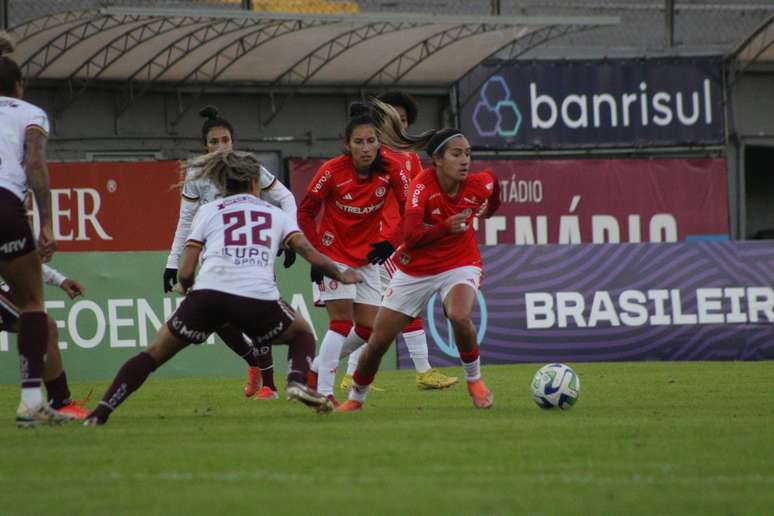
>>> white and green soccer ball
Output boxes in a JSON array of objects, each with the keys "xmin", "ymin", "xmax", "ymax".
[{"xmin": 530, "ymin": 363, "xmax": 580, "ymax": 410}]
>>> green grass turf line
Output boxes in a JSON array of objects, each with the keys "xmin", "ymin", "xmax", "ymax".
[{"xmin": 0, "ymin": 361, "xmax": 772, "ymax": 516}]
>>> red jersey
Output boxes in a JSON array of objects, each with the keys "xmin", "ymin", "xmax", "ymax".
[
  {"xmin": 298, "ymin": 152, "xmax": 409, "ymax": 267},
  {"xmin": 396, "ymin": 168, "xmax": 500, "ymax": 276},
  {"xmin": 378, "ymin": 148, "xmax": 423, "ymax": 240}
]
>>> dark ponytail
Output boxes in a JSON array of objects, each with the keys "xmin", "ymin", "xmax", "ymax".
[
  {"xmin": 199, "ymin": 105, "xmax": 234, "ymax": 145},
  {"xmin": 0, "ymin": 32, "xmax": 21, "ymax": 97}
]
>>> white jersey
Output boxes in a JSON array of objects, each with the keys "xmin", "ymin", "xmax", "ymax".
[
  {"xmin": 166, "ymin": 163, "xmax": 297, "ymax": 269},
  {"xmin": 0, "ymin": 96, "xmax": 49, "ymax": 201},
  {"xmin": 187, "ymin": 193, "xmax": 300, "ymax": 300}
]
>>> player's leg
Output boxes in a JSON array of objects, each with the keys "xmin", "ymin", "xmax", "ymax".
[
  {"xmin": 405, "ymin": 316, "xmax": 458, "ymax": 390},
  {"xmin": 337, "ymin": 307, "xmax": 411, "ymax": 411},
  {"xmin": 315, "ymin": 298, "xmax": 354, "ymax": 403},
  {"xmin": 0, "ymin": 251, "xmax": 73, "ymax": 427},
  {"xmin": 441, "ymin": 268, "xmax": 492, "ymax": 409},
  {"xmin": 41, "ymin": 315, "xmax": 90, "ymax": 418},
  {"xmin": 217, "ymin": 325, "xmax": 264, "ymax": 397}
]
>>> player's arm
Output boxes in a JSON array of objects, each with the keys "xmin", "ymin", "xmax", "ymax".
[
  {"xmin": 297, "ymin": 169, "xmax": 329, "ymax": 249},
  {"xmin": 286, "ymin": 232, "xmax": 361, "ymax": 285},
  {"xmin": 179, "ymin": 241, "xmax": 202, "ymax": 293},
  {"xmin": 24, "ymin": 127, "xmax": 55, "ymax": 261},
  {"xmin": 259, "ymin": 172, "xmax": 297, "ymax": 220},
  {"xmin": 403, "ymin": 179, "xmax": 465, "ymax": 248},
  {"xmin": 164, "ymin": 197, "xmax": 199, "ymax": 292},
  {"xmin": 477, "ymin": 169, "xmax": 501, "ymax": 219},
  {"xmin": 42, "ymin": 264, "xmax": 84, "ymax": 299},
  {"xmin": 368, "ymin": 160, "xmax": 410, "ymax": 263}
]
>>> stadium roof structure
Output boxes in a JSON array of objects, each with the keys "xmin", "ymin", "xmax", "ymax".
[
  {"xmin": 5, "ymin": 6, "xmax": 618, "ymax": 121},
  {"xmin": 727, "ymin": 13, "xmax": 774, "ymax": 75}
]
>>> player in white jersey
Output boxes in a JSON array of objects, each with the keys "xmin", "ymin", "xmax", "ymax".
[
  {"xmin": 163, "ymin": 106, "xmax": 298, "ymax": 400},
  {"xmin": 0, "ymin": 35, "xmax": 75, "ymax": 427},
  {"xmin": 85, "ymin": 151, "xmax": 361, "ymax": 426}
]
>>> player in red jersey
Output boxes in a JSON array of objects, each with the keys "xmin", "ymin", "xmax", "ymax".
[
  {"xmin": 337, "ymin": 118, "xmax": 501, "ymax": 412},
  {"xmin": 298, "ymin": 105, "xmax": 409, "ymax": 404},
  {"xmin": 340, "ymin": 92, "xmax": 458, "ymax": 391}
]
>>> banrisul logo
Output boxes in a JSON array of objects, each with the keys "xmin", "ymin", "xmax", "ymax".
[{"xmin": 472, "ymin": 76, "xmax": 522, "ymax": 137}]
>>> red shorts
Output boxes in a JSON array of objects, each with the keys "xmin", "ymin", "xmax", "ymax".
[
  {"xmin": 167, "ymin": 289, "xmax": 295, "ymax": 345},
  {"xmin": 0, "ymin": 188, "xmax": 36, "ymax": 261}
]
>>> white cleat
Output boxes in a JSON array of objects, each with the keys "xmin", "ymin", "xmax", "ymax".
[
  {"xmin": 286, "ymin": 382, "xmax": 334, "ymax": 414},
  {"xmin": 15, "ymin": 401, "xmax": 77, "ymax": 428}
]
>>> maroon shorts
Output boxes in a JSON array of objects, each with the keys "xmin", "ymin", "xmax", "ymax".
[
  {"xmin": 166, "ymin": 289, "xmax": 295, "ymax": 345},
  {"xmin": 0, "ymin": 282, "xmax": 20, "ymax": 331},
  {"xmin": 0, "ymin": 188, "xmax": 36, "ymax": 260}
]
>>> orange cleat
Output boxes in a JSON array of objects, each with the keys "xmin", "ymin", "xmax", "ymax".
[
  {"xmin": 466, "ymin": 379, "xmax": 494, "ymax": 409},
  {"xmin": 244, "ymin": 367, "xmax": 262, "ymax": 398},
  {"xmin": 56, "ymin": 400, "xmax": 90, "ymax": 420},
  {"xmin": 306, "ymin": 369, "xmax": 318, "ymax": 391},
  {"xmin": 255, "ymin": 386, "xmax": 279, "ymax": 400},
  {"xmin": 335, "ymin": 400, "xmax": 363, "ymax": 412}
]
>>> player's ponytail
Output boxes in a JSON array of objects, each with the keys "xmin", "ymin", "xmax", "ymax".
[
  {"xmin": 183, "ymin": 150, "xmax": 263, "ymax": 195},
  {"xmin": 0, "ymin": 32, "xmax": 21, "ymax": 97},
  {"xmin": 199, "ymin": 105, "xmax": 235, "ymax": 145},
  {"xmin": 368, "ymin": 97, "xmax": 435, "ymax": 153}
]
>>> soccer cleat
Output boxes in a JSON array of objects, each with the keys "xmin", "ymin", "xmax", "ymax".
[
  {"xmin": 56, "ymin": 400, "xmax": 90, "ymax": 420},
  {"xmin": 244, "ymin": 367, "xmax": 262, "ymax": 398},
  {"xmin": 416, "ymin": 369, "xmax": 459, "ymax": 390},
  {"xmin": 306, "ymin": 369, "xmax": 318, "ymax": 391},
  {"xmin": 326, "ymin": 394, "xmax": 339, "ymax": 409},
  {"xmin": 16, "ymin": 401, "xmax": 76, "ymax": 428},
  {"xmin": 285, "ymin": 382, "xmax": 334, "ymax": 413},
  {"xmin": 340, "ymin": 374, "xmax": 385, "ymax": 392},
  {"xmin": 254, "ymin": 386, "xmax": 279, "ymax": 400},
  {"xmin": 466, "ymin": 379, "xmax": 494, "ymax": 409},
  {"xmin": 335, "ymin": 400, "xmax": 363, "ymax": 412}
]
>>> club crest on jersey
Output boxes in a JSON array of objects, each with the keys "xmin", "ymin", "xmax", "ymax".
[
  {"xmin": 399, "ymin": 252, "xmax": 411, "ymax": 265},
  {"xmin": 322, "ymin": 231, "xmax": 335, "ymax": 247},
  {"xmin": 375, "ymin": 186, "xmax": 387, "ymax": 198}
]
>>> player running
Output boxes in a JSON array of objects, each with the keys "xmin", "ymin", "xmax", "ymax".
[
  {"xmin": 164, "ymin": 106, "xmax": 297, "ymax": 400},
  {"xmin": 298, "ymin": 104, "xmax": 410, "ymax": 405},
  {"xmin": 85, "ymin": 151, "xmax": 361, "ymax": 426},
  {"xmin": 337, "ymin": 111, "xmax": 501, "ymax": 412}
]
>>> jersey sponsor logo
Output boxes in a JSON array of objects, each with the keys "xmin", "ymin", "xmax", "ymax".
[
  {"xmin": 411, "ymin": 183, "xmax": 425, "ymax": 208},
  {"xmin": 312, "ymin": 170, "xmax": 332, "ymax": 193},
  {"xmin": 431, "ymin": 208, "xmax": 441, "ymax": 215},
  {"xmin": 335, "ymin": 200, "xmax": 384, "ymax": 215},
  {"xmin": 375, "ymin": 186, "xmax": 387, "ymax": 198},
  {"xmin": 0, "ymin": 237, "xmax": 27, "ymax": 254},
  {"xmin": 342, "ymin": 193, "xmax": 353, "ymax": 200},
  {"xmin": 322, "ymin": 231, "xmax": 335, "ymax": 246}
]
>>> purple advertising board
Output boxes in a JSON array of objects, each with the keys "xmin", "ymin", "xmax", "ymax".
[{"xmin": 397, "ymin": 241, "xmax": 774, "ymax": 367}]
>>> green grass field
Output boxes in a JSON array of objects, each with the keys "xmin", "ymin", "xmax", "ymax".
[{"xmin": 0, "ymin": 361, "xmax": 772, "ymax": 516}]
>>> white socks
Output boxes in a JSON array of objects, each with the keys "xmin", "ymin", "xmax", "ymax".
[
  {"xmin": 316, "ymin": 330, "xmax": 347, "ymax": 397},
  {"xmin": 21, "ymin": 386, "xmax": 43, "ymax": 409},
  {"xmin": 404, "ymin": 330, "xmax": 431, "ymax": 374},
  {"xmin": 462, "ymin": 357, "xmax": 481, "ymax": 382}
]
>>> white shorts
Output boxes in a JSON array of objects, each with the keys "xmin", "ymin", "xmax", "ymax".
[
  {"xmin": 378, "ymin": 254, "xmax": 400, "ymax": 295},
  {"xmin": 381, "ymin": 266, "xmax": 482, "ymax": 318},
  {"xmin": 319, "ymin": 261, "xmax": 381, "ymax": 306}
]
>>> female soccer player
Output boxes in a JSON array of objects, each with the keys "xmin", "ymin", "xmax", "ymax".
[
  {"xmin": 0, "ymin": 34, "xmax": 75, "ymax": 427},
  {"xmin": 163, "ymin": 106, "xmax": 297, "ymax": 400},
  {"xmin": 340, "ymin": 92, "xmax": 457, "ymax": 391},
  {"xmin": 85, "ymin": 151, "xmax": 361, "ymax": 426},
  {"xmin": 337, "ymin": 117, "xmax": 501, "ymax": 412},
  {"xmin": 298, "ymin": 105, "xmax": 409, "ymax": 404}
]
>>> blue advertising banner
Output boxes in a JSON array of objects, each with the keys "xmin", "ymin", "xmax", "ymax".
[
  {"xmin": 458, "ymin": 58, "xmax": 724, "ymax": 149},
  {"xmin": 397, "ymin": 241, "xmax": 774, "ymax": 368}
]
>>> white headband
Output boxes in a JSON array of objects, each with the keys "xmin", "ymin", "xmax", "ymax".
[{"xmin": 431, "ymin": 132, "xmax": 464, "ymax": 155}]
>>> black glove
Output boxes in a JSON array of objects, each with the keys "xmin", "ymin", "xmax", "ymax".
[
  {"xmin": 281, "ymin": 248, "xmax": 296, "ymax": 268},
  {"xmin": 310, "ymin": 266, "xmax": 324, "ymax": 285},
  {"xmin": 163, "ymin": 268, "xmax": 178, "ymax": 293},
  {"xmin": 367, "ymin": 240, "xmax": 395, "ymax": 265}
]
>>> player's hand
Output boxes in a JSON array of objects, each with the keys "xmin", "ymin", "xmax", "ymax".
[
  {"xmin": 37, "ymin": 224, "xmax": 56, "ymax": 263},
  {"xmin": 366, "ymin": 240, "xmax": 394, "ymax": 265},
  {"xmin": 310, "ymin": 266, "xmax": 324, "ymax": 285},
  {"xmin": 445, "ymin": 212, "xmax": 470, "ymax": 234},
  {"xmin": 60, "ymin": 278, "xmax": 85, "ymax": 299},
  {"xmin": 163, "ymin": 268, "xmax": 178, "ymax": 293},
  {"xmin": 280, "ymin": 248, "xmax": 296, "ymax": 268},
  {"xmin": 340, "ymin": 268, "xmax": 363, "ymax": 285}
]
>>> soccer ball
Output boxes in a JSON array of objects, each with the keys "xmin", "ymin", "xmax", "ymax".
[{"xmin": 530, "ymin": 363, "xmax": 580, "ymax": 410}]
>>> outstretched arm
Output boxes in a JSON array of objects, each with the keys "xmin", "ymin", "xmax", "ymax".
[{"xmin": 286, "ymin": 233, "xmax": 361, "ymax": 285}]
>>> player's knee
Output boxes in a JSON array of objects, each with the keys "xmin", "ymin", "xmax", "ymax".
[{"xmin": 446, "ymin": 308, "xmax": 471, "ymax": 329}]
